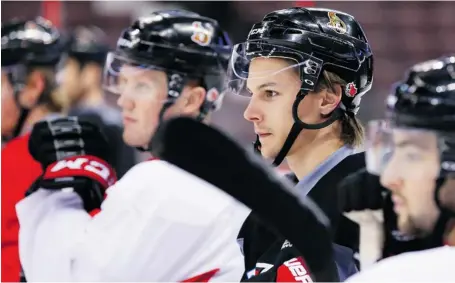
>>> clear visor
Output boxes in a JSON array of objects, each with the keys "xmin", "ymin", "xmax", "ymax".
[
  {"xmin": 365, "ymin": 119, "xmax": 443, "ymax": 180},
  {"xmin": 102, "ymin": 52, "xmax": 171, "ymax": 102},
  {"xmin": 224, "ymin": 42, "xmax": 323, "ymax": 97}
]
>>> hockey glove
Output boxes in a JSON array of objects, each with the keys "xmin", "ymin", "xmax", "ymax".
[
  {"xmin": 337, "ymin": 167, "xmax": 385, "ymax": 212},
  {"xmin": 28, "ymin": 117, "xmax": 117, "ymax": 211}
]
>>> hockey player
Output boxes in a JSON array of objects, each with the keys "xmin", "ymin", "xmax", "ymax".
[
  {"xmin": 227, "ymin": 7, "xmax": 374, "ymax": 281},
  {"xmin": 338, "ymin": 165, "xmax": 441, "ymax": 260},
  {"xmin": 16, "ymin": 10, "xmax": 251, "ymax": 281},
  {"xmin": 347, "ymin": 55, "xmax": 455, "ymax": 281},
  {"xmin": 61, "ymin": 25, "xmax": 137, "ymax": 177},
  {"xmin": 1, "ymin": 17, "xmax": 67, "ymax": 282}
]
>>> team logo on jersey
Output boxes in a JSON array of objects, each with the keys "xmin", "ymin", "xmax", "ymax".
[
  {"xmin": 191, "ymin": 21, "xmax": 213, "ymax": 46},
  {"xmin": 281, "ymin": 240, "xmax": 293, "ymax": 249},
  {"xmin": 278, "ymin": 257, "xmax": 313, "ymax": 282},
  {"xmin": 327, "ymin": 12, "xmax": 347, "ymax": 34},
  {"xmin": 345, "ymin": 82, "xmax": 358, "ymax": 97}
]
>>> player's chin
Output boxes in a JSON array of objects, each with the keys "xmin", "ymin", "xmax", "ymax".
[
  {"xmin": 123, "ymin": 129, "xmax": 147, "ymax": 148},
  {"xmin": 260, "ymin": 146, "xmax": 280, "ymax": 161},
  {"xmin": 397, "ymin": 215, "xmax": 415, "ymax": 236},
  {"xmin": 398, "ymin": 213, "xmax": 427, "ymax": 237}
]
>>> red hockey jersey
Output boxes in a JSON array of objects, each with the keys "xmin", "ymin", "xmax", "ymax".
[{"xmin": 1, "ymin": 133, "xmax": 42, "ymax": 282}]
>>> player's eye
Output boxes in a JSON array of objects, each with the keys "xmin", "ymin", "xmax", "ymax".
[
  {"xmin": 264, "ymin": 90, "xmax": 279, "ymax": 99},
  {"xmin": 134, "ymin": 82, "xmax": 153, "ymax": 93},
  {"xmin": 405, "ymin": 152, "xmax": 423, "ymax": 161}
]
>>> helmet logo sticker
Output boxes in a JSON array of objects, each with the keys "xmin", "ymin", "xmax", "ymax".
[
  {"xmin": 346, "ymin": 82, "xmax": 358, "ymax": 97},
  {"xmin": 249, "ymin": 27, "xmax": 266, "ymax": 36},
  {"xmin": 191, "ymin": 21, "xmax": 213, "ymax": 47},
  {"xmin": 327, "ymin": 12, "xmax": 347, "ymax": 34}
]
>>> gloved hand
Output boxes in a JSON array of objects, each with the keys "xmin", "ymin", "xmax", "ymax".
[
  {"xmin": 27, "ymin": 116, "xmax": 118, "ymax": 211},
  {"xmin": 338, "ymin": 167, "xmax": 385, "ymax": 212}
]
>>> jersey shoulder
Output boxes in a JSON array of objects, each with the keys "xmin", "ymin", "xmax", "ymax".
[
  {"xmin": 108, "ymin": 159, "xmax": 240, "ymax": 221},
  {"xmin": 2, "ymin": 133, "xmax": 32, "ymax": 159}
]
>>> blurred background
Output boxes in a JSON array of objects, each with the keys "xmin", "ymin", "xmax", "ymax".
[{"xmin": 3, "ymin": 0, "xmax": 454, "ymax": 148}]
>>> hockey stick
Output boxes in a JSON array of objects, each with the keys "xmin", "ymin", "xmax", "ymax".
[{"xmin": 150, "ymin": 117, "xmax": 335, "ymax": 276}]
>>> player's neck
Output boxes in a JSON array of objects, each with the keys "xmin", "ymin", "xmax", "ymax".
[
  {"xmin": 80, "ymin": 87, "xmax": 104, "ymax": 107},
  {"xmin": 286, "ymin": 124, "xmax": 344, "ymax": 181}
]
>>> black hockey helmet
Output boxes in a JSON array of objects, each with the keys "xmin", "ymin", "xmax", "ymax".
[
  {"xmin": 365, "ymin": 55, "xmax": 455, "ymax": 231},
  {"xmin": 387, "ymin": 55, "xmax": 455, "ymax": 134},
  {"xmin": 226, "ymin": 7, "xmax": 374, "ymax": 166},
  {"xmin": 1, "ymin": 16, "xmax": 66, "ymax": 139},
  {"xmin": 103, "ymin": 9, "xmax": 232, "ymax": 121},
  {"xmin": 66, "ymin": 25, "xmax": 109, "ymax": 66}
]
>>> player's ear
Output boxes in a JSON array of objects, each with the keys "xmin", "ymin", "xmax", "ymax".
[
  {"xmin": 319, "ymin": 84, "xmax": 342, "ymax": 116},
  {"xmin": 180, "ymin": 85, "xmax": 205, "ymax": 116},
  {"xmin": 19, "ymin": 70, "xmax": 46, "ymax": 108}
]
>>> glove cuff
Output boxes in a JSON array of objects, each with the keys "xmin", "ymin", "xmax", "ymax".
[{"xmin": 43, "ymin": 155, "xmax": 117, "ymax": 190}]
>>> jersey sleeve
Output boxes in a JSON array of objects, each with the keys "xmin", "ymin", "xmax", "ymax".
[{"xmin": 17, "ymin": 160, "xmax": 246, "ymax": 281}]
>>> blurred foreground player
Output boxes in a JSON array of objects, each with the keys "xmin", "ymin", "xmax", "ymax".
[
  {"xmin": 61, "ymin": 25, "xmax": 136, "ymax": 176},
  {"xmin": 16, "ymin": 10, "xmax": 251, "ymax": 281},
  {"xmin": 347, "ymin": 55, "xmax": 455, "ymax": 281},
  {"xmin": 1, "ymin": 17, "xmax": 66, "ymax": 282}
]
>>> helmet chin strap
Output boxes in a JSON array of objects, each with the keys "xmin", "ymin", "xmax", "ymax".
[
  {"xmin": 432, "ymin": 177, "xmax": 455, "ymax": 244},
  {"xmin": 137, "ymin": 98, "xmax": 177, "ymax": 153},
  {"xmin": 431, "ymin": 177, "xmax": 455, "ymax": 246},
  {"xmin": 254, "ymin": 90, "xmax": 343, "ymax": 167}
]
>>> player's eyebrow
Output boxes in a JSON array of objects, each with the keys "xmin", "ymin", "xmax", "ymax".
[
  {"xmin": 246, "ymin": 82, "xmax": 278, "ymax": 93},
  {"xmin": 395, "ymin": 139, "xmax": 430, "ymax": 150},
  {"xmin": 257, "ymin": 82, "xmax": 277, "ymax": 90}
]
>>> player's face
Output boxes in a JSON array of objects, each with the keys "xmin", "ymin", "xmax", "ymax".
[
  {"xmin": 1, "ymin": 72, "xmax": 20, "ymax": 137},
  {"xmin": 380, "ymin": 129, "xmax": 441, "ymax": 236},
  {"xmin": 59, "ymin": 58, "xmax": 82, "ymax": 103},
  {"xmin": 116, "ymin": 66, "xmax": 169, "ymax": 148},
  {"xmin": 243, "ymin": 57, "xmax": 323, "ymax": 159}
]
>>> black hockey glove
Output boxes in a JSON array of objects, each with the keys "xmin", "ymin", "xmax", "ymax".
[
  {"xmin": 28, "ymin": 116, "xmax": 117, "ymax": 212},
  {"xmin": 338, "ymin": 167, "xmax": 385, "ymax": 212}
]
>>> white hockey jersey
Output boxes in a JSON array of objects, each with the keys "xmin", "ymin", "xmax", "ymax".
[
  {"xmin": 16, "ymin": 159, "xmax": 251, "ymax": 281},
  {"xmin": 346, "ymin": 246, "xmax": 455, "ymax": 282}
]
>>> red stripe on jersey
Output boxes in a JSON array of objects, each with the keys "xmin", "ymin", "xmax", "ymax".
[
  {"xmin": 277, "ymin": 257, "xmax": 313, "ymax": 282},
  {"xmin": 182, "ymin": 268, "xmax": 220, "ymax": 282}
]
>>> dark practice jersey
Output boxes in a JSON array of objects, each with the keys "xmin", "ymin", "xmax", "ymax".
[{"xmin": 237, "ymin": 152, "xmax": 366, "ymax": 282}]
